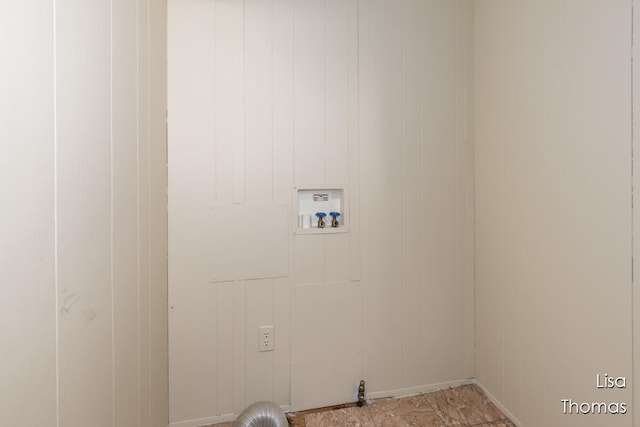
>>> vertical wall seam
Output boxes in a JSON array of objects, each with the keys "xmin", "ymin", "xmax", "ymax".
[
  {"xmin": 214, "ymin": 283, "xmax": 219, "ymax": 414},
  {"xmin": 52, "ymin": 0, "xmax": 60, "ymax": 425},
  {"xmin": 232, "ymin": 286, "xmax": 236, "ymax": 412},
  {"xmin": 110, "ymin": 1, "xmax": 116, "ymax": 425},
  {"xmin": 323, "ymin": 0, "xmax": 327, "ymax": 184},
  {"xmin": 271, "ymin": 0, "xmax": 275, "ymax": 203},
  {"xmin": 356, "ymin": 0, "xmax": 363, "ymax": 379},
  {"xmin": 213, "ymin": 0, "xmax": 219, "ymax": 414},
  {"xmin": 322, "ymin": 0, "xmax": 328, "ymax": 284},
  {"xmin": 292, "ymin": 0, "xmax": 297, "ymax": 192},
  {"xmin": 136, "ymin": 0, "xmax": 141, "ymax": 422},
  {"xmin": 419, "ymin": 0, "xmax": 424, "ymax": 381},
  {"xmin": 345, "ymin": 0, "xmax": 349, "ymax": 189},
  {"xmin": 468, "ymin": 0, "xmax": 475, "ymax": 378},
  {"xmin": 214, "ymin": 0, "xmax": 218, "ymax": 205},
  {"xmin": 400, "ymin": 0, "xmax": 406, "ymax": 388},
  {"xmin": 453, "ymin": 0, "xmax": 458, "ymax": 377},
  {"xmin": 351, "ymin": 0, "xmax": 358, "ymax": 265},
  {"xmin": 233, "ymin": 0, "xmax": 248, "ymax": 205},
  {"xmin": 146, "ymin": 0, "xmax": 153, "ymax": 422},
  {"xmin": 469, "ymin": 0, "xmax": 476, "ymax": 379},
  {"xmin": 270, "ymin": 0, "xmax": 276, "ymax": 399},
  {"xmin": 500, "ymin": 0, "xmax": 506, "ymax": 400},
  {"xmin": 243, "ymin": 280, "xmax": 247, "ymax": 410},
  {"xmin": 242, "ymin": 0, "xmax": 247, "ymax": 203},
  {"xmin": 367, "ymin": 0, "xmax": 372, "ymax": 380},
  {"xmin": 271, "ymin": 278, "xmax": 276, "ymax": 402},
  {"xmin": 631, "ymin": 1, "xmax": 635, "ymax": 425},
  {"xmin": 471, "ymin": 0, "xmax": 477, "ymax": 378},
  {"xmin": 454, "ymin": 0, "xmax": 461, "ymax": 380},
  {"xmin": 290, "ymin": 0, "xmax": 296, "ymax": 398}
]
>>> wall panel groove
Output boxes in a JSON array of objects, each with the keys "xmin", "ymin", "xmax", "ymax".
[
  {"xmin": 1, "ymin": 0, "xmax": 167, "ymax": 426},
  {"xmin": 168, "ymin": 0, "xmax": 473, "ymax": 423},
  {"xmin": 475, "ymin": 1, "xmax": 633, "ymax": 425}
]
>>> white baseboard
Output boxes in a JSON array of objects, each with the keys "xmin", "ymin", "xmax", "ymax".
[
  {"xmin": 169, "ymin": 405, "xmax": 291, "ymax": 427},
  {"xmin": 366, "ymin": 378, "xmax": 476, "ymax": 400},
  {"xmin": 169, "ymin": 413, "xmax": 235, "ymax": 427},
  {"xmin": 169, "ymin": 381, "xmax": 519, "ymax": 427},
  {"xmin": 475, "ymin": 382, "xmax": 523, "ymax": 427}
]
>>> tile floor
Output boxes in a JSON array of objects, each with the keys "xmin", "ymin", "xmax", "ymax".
[{"xmin": 212, "ymin": 384, "xmax": 515, "ymax": 427}]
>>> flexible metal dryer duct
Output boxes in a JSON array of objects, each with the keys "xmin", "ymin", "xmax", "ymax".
[{"xmin": 234, "ymin": 401, "xmax": 288, "ymax": 427}]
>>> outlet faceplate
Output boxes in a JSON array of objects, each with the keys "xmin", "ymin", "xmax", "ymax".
[{"xmin": 259, "ymin": 326, "xmax": 274, "ymax": 352}]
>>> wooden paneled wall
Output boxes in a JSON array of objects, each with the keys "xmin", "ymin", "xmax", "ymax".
[
  {"xmin": 168, "ymin": 1, "xmax": 474, "ymax": 425},
  {"xmin": 0, "ymin": 1, "xmax": 168, "ymax": 426},
  {"xmin": 475, "ymin": 1, "xmax": 633, "ymax": 426}
]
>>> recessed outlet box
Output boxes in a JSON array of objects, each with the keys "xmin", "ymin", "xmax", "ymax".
[
  {"xmin": 259, "ymin": 325, "xmax": 274, "ymax": 352},
  {"xmin": 296, "ymin": 187, "xmax": 347, "ymax": 232}
]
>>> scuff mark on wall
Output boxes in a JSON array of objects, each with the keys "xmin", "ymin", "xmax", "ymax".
[
  {"xmin": 82, "ymin": 309, "xmax": 97, "ymax": 323},
  {"xmin": 60, "ymin": 289, "xmax": 79, "ymax": 315}
]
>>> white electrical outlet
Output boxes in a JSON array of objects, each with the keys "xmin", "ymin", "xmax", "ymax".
[{"xmin": 259, "ymin": 326, "xmax": 275, "ymax": 352}]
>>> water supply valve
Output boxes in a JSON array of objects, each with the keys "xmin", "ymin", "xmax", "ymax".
[{"xmin": 329, "ymin": 211, "xmax": 341, "ymax": 228}]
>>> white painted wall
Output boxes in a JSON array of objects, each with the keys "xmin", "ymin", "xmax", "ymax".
[
  {"xmin": 474, "ymin": 1, "xmax": 633, "ymax": 426},
  {"xmin": 6, "ymin": 1, "xmax": 635, "ymax": 426},
  {"xmin": 634, "ymin": 4, "xmax": 640, "ymax": 424},
  {"xmin": 167, "ymin": 0, "xmax": 474, "ymax": 425},
  {"xmin": 0, "ymin": 1, "xmax": 168, "ymax": 426}
]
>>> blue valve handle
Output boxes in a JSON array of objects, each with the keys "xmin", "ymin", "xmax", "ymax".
[{"xmin": 315, "ymin": 212, "xmax": 326, "ymax": 228}]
